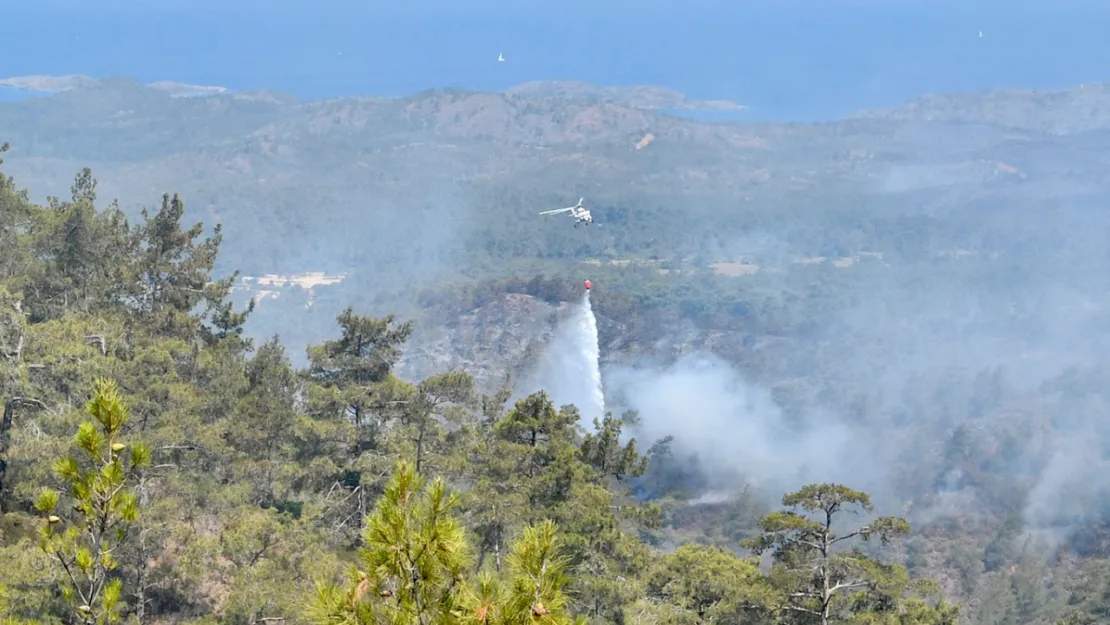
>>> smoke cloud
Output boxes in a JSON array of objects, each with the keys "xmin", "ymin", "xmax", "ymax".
[
  {"xmin": 604, "ymin": 354, "xmax": 882, "ymax": 501},
  {"xmin": 595, "ymin": 202, "xmax": 1110, "ymax": 546}
]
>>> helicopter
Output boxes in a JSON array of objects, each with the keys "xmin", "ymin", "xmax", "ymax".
[{"xmin": 539, "ymin": 198, "xmax": 593, "ymax": 227}]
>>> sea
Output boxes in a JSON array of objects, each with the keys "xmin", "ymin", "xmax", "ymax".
[{"xmin": 1, "ymin": 0, "xmax": 1110, "ymax": 121}]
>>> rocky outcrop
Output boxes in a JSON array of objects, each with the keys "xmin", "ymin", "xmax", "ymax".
[
  {"xmin": 396, "ymin": 292, "xmax": 794, "ymax": 394},
  {"xmin": 397, "ymin": 293, "xmax": 566, "ymax": 391}
]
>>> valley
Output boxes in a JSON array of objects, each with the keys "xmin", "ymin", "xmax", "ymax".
[{"xmin": 3, "ymin": 74, "xmax": 1110, "ymax": 624}]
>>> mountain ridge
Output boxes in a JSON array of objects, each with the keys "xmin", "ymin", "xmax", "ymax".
[{"xmin": 1, "ymin": 76, "xmax": 1108, "ymax": 286}]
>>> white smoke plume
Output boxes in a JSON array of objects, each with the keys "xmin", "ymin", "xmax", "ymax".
[{"xmin": 605, "ymin": 354, "xmax": 876, "ymax": 498}]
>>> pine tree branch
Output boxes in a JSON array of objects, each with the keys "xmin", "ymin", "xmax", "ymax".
[
  {"xmin": 779, "ymin": 605, "xmax": 822, "ymax": 616},
  {"xmin": 828, "ymin": 580, "xmax": 871, "ymax": 593}
]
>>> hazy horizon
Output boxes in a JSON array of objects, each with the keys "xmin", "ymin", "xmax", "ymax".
[{"xmin": 5, "ymin": 0, "xmax": 1110, "ymax": 121}]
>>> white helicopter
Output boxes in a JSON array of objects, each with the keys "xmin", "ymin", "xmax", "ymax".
[{"xmin": 539, "ymin": 198, "xmax": 593, "ymax": 227}]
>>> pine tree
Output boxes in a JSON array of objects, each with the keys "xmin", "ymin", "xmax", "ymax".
[
  {"xmin": 497, "ymin": 520, "xmax": 583, "ymax": 625},
  {"xmin": 306, "ymin": 462, "xmax": 585, "ymax": 625},
  {"xmin": 307, "ymin": 460, "xmax": 471, "ymax": 625},
  {"xmin": 742, "ymin": 484, "xmax": 956, "ymax": 625},
  {"xmin": 33, "ymin": 378, "xmax": 151, "ymax": 625},
  {"xmin": 460, "ymin": 520, "xmax": 584, "ymax": 625}
]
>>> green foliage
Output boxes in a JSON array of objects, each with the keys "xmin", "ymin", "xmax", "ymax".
[
  {"xmin": 306, "ymin": 308, "xmax": 413, "ymax": 388},
  {"xmin": 33, "ymin": 378, "xmax": 150, "ymax": 625},
  {"xmin": 402, "ymin": 371, "xmax": 476, "ymax": 475},
  {"xmin": 308, "ymin": 461, "xmax": 583, "ymax": 625},
  {"xmin": 304, "ymin": 308, "xmax": 414, "ymax": 454},
  {"xmin": 641, "ymin": 543, "xmax": 773, "ymax": 623},
  {"xmin": 579, "ymin": 412, "xmax": 648, "ymax": 482},
  {"xmin": 300, "ymin": 309, "xmax": 421, "ymax": 542},
  {"xmin": 307, "ymin": 460, "xmax": 471, "ymax": 625},
  {"xmin": 11, "ymin": 76, "xmax": 1110, "ymax": 625},
  {"xmin": 742, "ymin": 484, "xmax": 954, "ymax": 625},
  {"xmin": 0, "ymin": 579, "xmax": 43, "ymax": 625},
  {"xmin": 477, "ymin": 519, "xmax": 582, "ymax": 625},
  {"xmin": 0, "ymin": 155, "xmax": 990, "ymax": 625},
  {"xmin": 125, "ymin": 192, "xmax": 237, "ymax": 338}
]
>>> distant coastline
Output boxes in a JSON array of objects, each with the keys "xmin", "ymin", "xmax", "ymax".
[
  {"xmin": 0, "ymin": 85, "xmax": 49, "ymax": 103},
  {"xmin": 0, "ymin": 74, "xmax": 229, "ymax": 98},
  {"xmin": 0, "ymin": 73, "xmax": 747, "ymax": 114},
  {"xmin": 0, "ymin": 74, "xmax": 99, "ymax": 92}
]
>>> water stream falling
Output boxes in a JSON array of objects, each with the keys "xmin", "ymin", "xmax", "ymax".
[
  {"xmin": 579, "ymin": 290, "xmax": 606, "ymax": 421},
  {"xmin": 524, "ymin": 289, "xmax": 606, "ymax": 423}
]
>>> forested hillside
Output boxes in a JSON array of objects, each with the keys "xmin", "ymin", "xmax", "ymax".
[
  {"xmin": 7, "ymin": 77, "xmax": 1110, "ymax": 625},
  {"xmin": 0, "ymin": 144, "xmax": 967, "ymax": 625},
  {"xmin": 5, "ymin": 77, "xmax": 1110, "ymax": 345}
]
